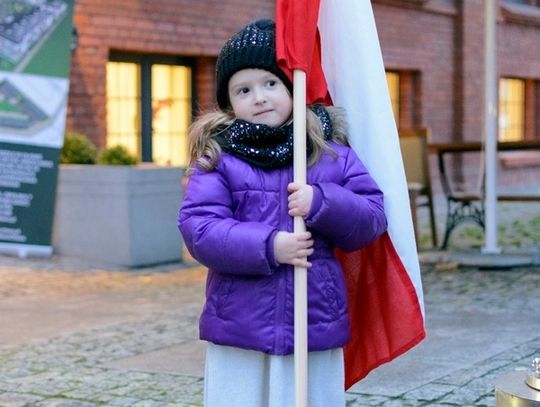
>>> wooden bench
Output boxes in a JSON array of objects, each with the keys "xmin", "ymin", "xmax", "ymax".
[{"xmin": 428, "ymin": 140, "xmax": 540, "ymax": 249}]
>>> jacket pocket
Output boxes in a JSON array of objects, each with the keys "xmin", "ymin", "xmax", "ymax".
[
  {"xmin": 215, "ymin": 277, "xmax": 234, "ymax": 319},
  {"xmin": 311, "ymin": 261, "xmax": 346, "ymax": 322}
]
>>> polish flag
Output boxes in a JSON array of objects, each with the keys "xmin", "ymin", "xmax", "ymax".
[{"xmin": 276, "ymin": 0, "xmax": 426, "ymax": 389}]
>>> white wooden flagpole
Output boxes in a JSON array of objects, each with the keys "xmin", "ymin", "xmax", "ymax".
[
  {"xmin": 482, "ymin": 0, "xmax": 500, "ymax": 254},
  {"xmin": 293, "ymin": 68, "xmax": 308, "ymax": 407}
]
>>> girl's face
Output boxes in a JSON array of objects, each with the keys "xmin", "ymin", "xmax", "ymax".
[{"xmin": 228, "ymin": 69, "xmax": 292, "ymax": 128}]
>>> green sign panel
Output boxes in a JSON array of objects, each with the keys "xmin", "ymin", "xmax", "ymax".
[{"xmin": 0, "ymin": 0, "xmax": 74, "ymax": 256}]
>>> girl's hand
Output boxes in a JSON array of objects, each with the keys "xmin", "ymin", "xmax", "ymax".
[
  {"xmin": 287, "ymin": 182, "xmax": 313, "ymax": 217},
  {"xmin": 273, "ymin": 231, "xmax": 314, "ymax": 268}
]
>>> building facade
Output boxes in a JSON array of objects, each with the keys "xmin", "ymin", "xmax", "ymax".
[{"xmin": 66, "ymin": 0, "xmax": 540, "ymax": 167}]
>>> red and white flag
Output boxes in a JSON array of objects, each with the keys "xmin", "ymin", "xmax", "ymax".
[{"xmin": 276, "ymin": 0, "xmax": 426, "ymax": 390}]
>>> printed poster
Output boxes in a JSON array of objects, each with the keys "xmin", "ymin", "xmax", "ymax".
[{"xmin": 0, "ymin": 0, "xmax": 74, "ymax": 256}]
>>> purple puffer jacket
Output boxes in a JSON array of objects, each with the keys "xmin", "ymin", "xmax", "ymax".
[{"xmin": 178, "ymin": 142, "xmax": 387, "ymax": 355}]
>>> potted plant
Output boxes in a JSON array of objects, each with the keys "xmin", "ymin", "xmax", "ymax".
[{"xmin": 53, "ymin": 132, "xmax": 185, "ymax": 267}]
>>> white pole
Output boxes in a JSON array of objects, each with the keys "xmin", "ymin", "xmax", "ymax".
[
  {"xmin": 482, "ymin": 0, "xmax": 500, "ymax": 254},
  {"xmin": 293, "ymin": 69, "xmax": 308, "ymax": 407}
]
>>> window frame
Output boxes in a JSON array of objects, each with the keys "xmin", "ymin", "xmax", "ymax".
[
  {"xmin": 498, "ymin": 77, "xmax": 526, "ymax": 142},
  {"xmin": 386, "ymin": 69, "xmax": 422, "ymax": 130},
  {"xmin": 108, "ymin": 52, "xmax": 196, "ymax": 163}
]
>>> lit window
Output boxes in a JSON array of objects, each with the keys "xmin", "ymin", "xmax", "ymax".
[
  {"xmin": 386, "ymin": 71, "xmax": 400, "ymax": 123},
  {"xmin": 106, "ymin": 62, "xmax": 141, "ymax": 157},
  {"xmin": 106, "ymin": 56, "xmax": 192, "ymax": 166},
  {"xmin": 498, "ymin": 78, "xmax": 525, "ymax": 141},
  {"xmin": 151, "ymin": 64, "xmax": 191, "ymax": 166}
]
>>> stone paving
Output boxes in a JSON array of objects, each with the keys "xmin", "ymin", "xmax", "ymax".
[
  {"xmin": 0, "ymin": 253, "xmax": 539, "ymax": 406},
  {"xmin": 0, "ymin": 259, "xmax": 206, "ymax": 407},
  {"xmin": 347, "ymin": 265, "xmax": 540, "ymax": 406},
  {"xmin": 0, "ymin": 199, "xmax": 539, "ymax": 406}
]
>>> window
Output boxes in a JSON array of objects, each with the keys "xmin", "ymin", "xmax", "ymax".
[
  {"xmin": 106, "ymin": 54, "xmax": 193, "ymax": 166},
  {"xmin": 107, "ymin": 62, "xmax": 141, "ymax": 156},
  {"xmin": 386, "ymin": 70, "xmax": 422, "ymax": 130},
  {"xmin": 151, "ymin": 64, "xmax": 192, "ymax": 166},
  {"xmin": 499, "ymin": 78, "xmax": 525, "ymax": 141},
  {"xmin": 386, "ymin": 71, "xmax": 400, "ymax": 124}
]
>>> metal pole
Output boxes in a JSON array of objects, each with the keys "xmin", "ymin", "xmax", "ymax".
[
  {"xmin": 482, "ymin": 0, "xmax": 500, "ymax": 254},
  {"xmin": 293, "ymin": 69, "xmax": 308, "ymax": 407}
]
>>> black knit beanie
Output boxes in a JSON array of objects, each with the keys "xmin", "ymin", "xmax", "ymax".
[{"xmin": 216, "ymin": 18, "xmax": 293, "ymax": 109}]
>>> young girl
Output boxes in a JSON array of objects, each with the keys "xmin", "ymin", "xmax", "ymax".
[{"xmin": 178, "ymin": 18, "xmax": 387, "ymax": 407}]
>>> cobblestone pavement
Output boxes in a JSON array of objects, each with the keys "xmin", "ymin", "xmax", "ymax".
[
  {"xmin": 348, "ymin": 264, "xmax": 540, "ymax": 406},
  {"xmin": 0, "ymin": 251, "xmax": 539, "ymax": 406},
  {"xmin": 0, "ymin": 257, "xmax": 206, "ymax": 407},
  {"xmin": 2, "ymin": 114, "xmax": 538, "ymax": 407}
]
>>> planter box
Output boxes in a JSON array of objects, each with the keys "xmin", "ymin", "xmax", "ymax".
[{"xmin": 53, "ymin": 164, "xmax": 185, "ymax": 267}]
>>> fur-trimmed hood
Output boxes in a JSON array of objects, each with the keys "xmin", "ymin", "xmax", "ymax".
[{"xmin": 324, "ymin": 105, "xmax": 350, "ymax": 146}]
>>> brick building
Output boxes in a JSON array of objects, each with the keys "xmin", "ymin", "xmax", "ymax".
[{"xmin": 66, "ymin": 0, "xmax": 540, "ymax": 167}]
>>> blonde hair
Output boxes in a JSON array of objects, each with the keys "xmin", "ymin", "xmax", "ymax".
[{"xmin": 187, "ymin": 106, "xmax": 348, "ymax": 174}]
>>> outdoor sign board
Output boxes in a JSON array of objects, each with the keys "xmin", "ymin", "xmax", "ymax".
[{"xmin": 0, "ymin": 0, "xmax": 74, "ymax": 256}]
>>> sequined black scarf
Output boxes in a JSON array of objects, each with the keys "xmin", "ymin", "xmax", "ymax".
[{"xmin": 217, "ymin": 105, "xmax": 333, "ymax": 169}]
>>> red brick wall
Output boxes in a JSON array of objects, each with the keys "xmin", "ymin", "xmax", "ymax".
[
  {"xmin": 499, "ymin": 15, "xmax": 540, "ymax": 79},
  {"xmin": 194, "ymin": 57, "xmax": 217, "ymax": 114},
  {"xmin": 67, "ymin": 0, "xmax": 273, "ymax": 146},
  {"xmin": 456, "ymin": 0, "xmax": 486, "ymax": 142},
  {"xmin": 373, "ymin": 2, "xmax": 457, "ymax": 143},
  {"xmin": 67, "ymin": 0, "xmax": 540, "ymax": 147},
  {"xmin": 499, "ymin": 17, "xmax": 540, "ymax": 140}
]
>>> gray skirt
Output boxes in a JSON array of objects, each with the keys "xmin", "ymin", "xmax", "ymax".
[{"xmin": 204, "ymin": 343, "xmax": 345, "ymax": 407}]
